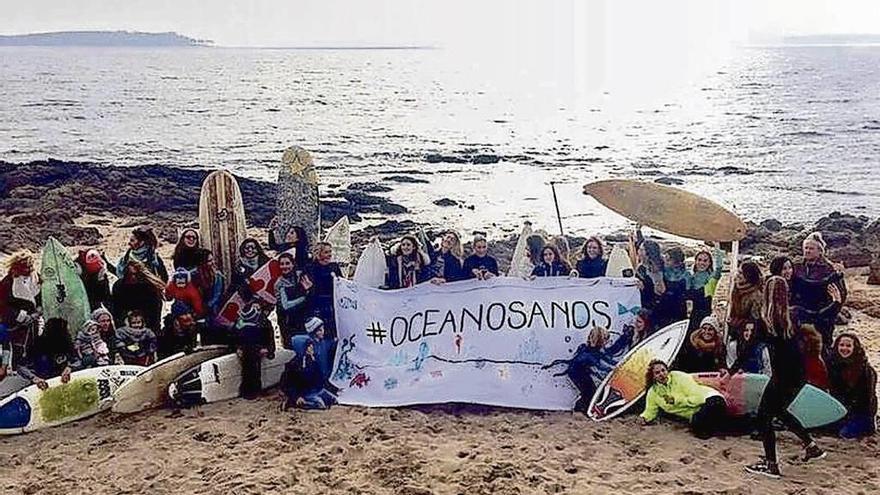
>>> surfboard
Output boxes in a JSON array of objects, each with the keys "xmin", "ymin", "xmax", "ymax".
[
  {"xmin": 693, "ymin": 372, "xmax": 847, "ymax": 428},
  {"xmin": 507, "ymin": 222, "xmax": 534, "ymax": 278},
  {"xmin": 324, "ymin": 216, "xmax": 351, "ymax": 266},
  {"xmin": 215, "ymin": 248, "xmax": 296, "ymax": 327},
  {"xmin": 606, "ymin": 244, "xmax": 634, "ymax": 278},
  {"xmin": 199, "ymin": 170, "xmax": 248, "ymax": 283},
  {"xmin": 111, "ymin": 346, "xmax": 230, "ymax": 414},
  {"xmin": 588, "ymin": 320, "xmax": 689, "ymax": 421},
  {"xmin": 0, "ymin": 365, "xmax": 142, "ymax": 434},
  {"xmin": 277, "ymin": 146, "xmax": 320, "ymax": 246},
  {"xmin": 583, "ymin": 180, "xmax": 747, "ymax": 242},
  {"xmin": 0, "ymin": 374, "xmax": 31, "ymax": 400},
  {"xmin": 168, "ymin": 349, "xmax": 295, "ymax": 406},
  {"xmin": 353, "ymin": 238, "xmax": 387, "ymax": 288},
  {"xmin": 41, "ymin": 237, "xmax": 91, "ymax": 338}
]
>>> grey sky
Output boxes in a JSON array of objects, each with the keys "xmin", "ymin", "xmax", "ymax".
[{"xmin": 2, "ymin": 0, "xmax": 879, "ymax": 48}]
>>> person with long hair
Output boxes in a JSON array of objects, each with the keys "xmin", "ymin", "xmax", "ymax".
[
  {"xmin": 531, "ymin": 244, "xmax": 571, "ymax": 278},
  {"xmin": 769, "ymin": 255, "xmax": 794, "ymax": 283},
  {"xmin": 678, "ymin": 315, "xmax": 726, "ymax": 373},
  {"xmin": 576, "ymin": 237, "xmax": 607, "ymax": 279},
  {"xmin": 791, "ymin": 232, "xmax": 846, "ymax": 352},
  {"xmin": 828, "ymin": 332, "xmax": 877, "ymax": 438},
  {"xmin": 730, "ymin": 276, "xmax": 825, "ymax": 479},
  {"xmin": 231, "ymin": 238, "xmax": 270, "ymax": 298},
  {"xmin": 640, "ymin": 359, "xmax": 728, "ymax": 439},
  {"xmin": 111, "ymin": 259, "xmax": 165, "ymax": 332},
  {"xmin": 75, "ymin": 248, "xmax": 112, "ymax": 312},
  {"xmin": 436, "ymin": 231, "xmax": 464, "ymax": 282},
  {"xmin": 726, "ymin": 321, "xmax": 771, "ymax": 376},
  {"xmin": 268, "ymin": 220, "xmax": 311, "ymax": 267},
  {"xmin": 688, "ymin": 248, "xmax": 723, "ymax": 326},
  {"xmin": 304, "ymin": 242, "xmax": 343, "ymax": 341},
  {"xmin": 16, "ymin": 318, "xmax": 74, "ymax": 390},
  {"xmin": 115, "ymin": 226, "xmax": 168, "ymax": 282},
  {"xmin": 659, "ymin": 247, "xmax": 689, "ymax": 327},
  {"xmin": 275, "ymin": 252, "xmax": 313, "ymax": 348},
  {"xmin": 463, "ymin": 235, "xmax": 499, "ymax": 280},
  {"xmin": 386, "ymin": 236, "xmax": 433, "ymax": 289},
  {"xmin": 631, "ymin": 229, "xmax": 667, "ymax": 323},
  {"xmin": 172, "ymin": 228, "xmax": 201, "ymax": 271},
  {"xmin": 191, "ymin": 248, "xmax": 226, "ymax": 319},
  {"xmin": 727, "ymin": 260, "xmax": 764, "ymax": 339}
]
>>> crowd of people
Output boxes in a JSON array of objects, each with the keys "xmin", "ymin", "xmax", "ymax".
[{"xmin": 0, "ymin": 220, "xmax": 876, "ymax": 476}]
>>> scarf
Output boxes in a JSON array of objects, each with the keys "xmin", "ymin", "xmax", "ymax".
[
  {"xmin": 398, "ymin": 255, "xmax": 421, "ymax": 288},
  {"xmin": 240, "ymin": 256, "xmax": 260, "ymax": 272},
  {"xmin": 11, "ymin": 274, "xmax": 40, "ymax": 305},
  {"xmin": 690, "ymin": 329, "xmax": 722, "ymax": 355}
]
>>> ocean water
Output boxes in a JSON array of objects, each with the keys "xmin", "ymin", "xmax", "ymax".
[{"xmin": 1, "ymin": 45, "xmax": 878, "ymax": 238}]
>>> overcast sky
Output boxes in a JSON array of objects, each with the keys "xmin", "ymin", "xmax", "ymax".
[{"xmin": 2, "ymin": 0, "xmax": 879, "ymax": 48}]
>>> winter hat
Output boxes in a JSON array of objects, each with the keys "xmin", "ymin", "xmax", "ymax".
[
  {"xmin": 304, "ymin": 317, "xmax": 324, "ymax": 334},
  {"xmin": 79, "ymin": 249, "xmax": 106, "ymax": 275},
  {"xmin": 699, "ymin": 315, "xmax": 720, "ymax": 332},
  {"xmin": 238, "ymin": 303, "xmax": 261, "ymax": 326},
  {"xmin": 803, "ymin": 232, "xmax": 827, "ymax": 253},
  {"xmin": 172, "ymin": 267, "xmax": 191, "ymax": 285}
]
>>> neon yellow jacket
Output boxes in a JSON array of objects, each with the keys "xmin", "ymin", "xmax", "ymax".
[{"xmin": 640, "ymin": 371, "xmax": 721, "ymax": 422}]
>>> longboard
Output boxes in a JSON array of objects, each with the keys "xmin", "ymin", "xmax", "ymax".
[
  {"xmin": 588, "ymin": 320, "xmax": 689, "ymax": 421},
  {"xmin": 352, "ymin": 238, "xmax": 387, "ymax": 288},
  {"xmin": 694, "ymin": 372, "xmax": 847, "ymax": 428},
  {"xmin": 111, "ymin": 346, "xmax": 230, "ymax": 414},
  {"xmin": 41, "ymin": 237, "xmax": 91, "ymax": 338},
  {"xmin": 168, "ymin": 349, "xmax": 295, "ymax": 406},
  {"xmin": 0, "ymin": 365, "xmax": 143, "ymax": 434},
  {"xmin": 215, "ymin": 248, "xmax": 295, "ymax": 327},
  {"xmin": 199, "ymin": 170, "xmax": 248, "ymax": 283},
  {"xmin": 507, "ymin": 222, "xmax": 534, "ymax": 278},
  {"xmin": 324, "ymin": 216, "xmax": 351, "ymax": 266},
  {"xmin": 277, "ymin": 146, "xmax": 320, "ymax": 246},
  {"xmin": 583, "ymin": 180, "xmax": 747, "ymax": 242}
]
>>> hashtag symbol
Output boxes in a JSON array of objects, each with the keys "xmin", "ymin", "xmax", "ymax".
[{"xmin": 365, "ymin": 322, "xmax": 387, "ymax": 345}]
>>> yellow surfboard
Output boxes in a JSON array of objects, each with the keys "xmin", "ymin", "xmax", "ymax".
[{"xmin": 583, "ymin": 179, "xmax": 747, "ymax": 242}]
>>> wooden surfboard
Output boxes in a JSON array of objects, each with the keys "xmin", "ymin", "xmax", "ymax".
[
  {"xmin": 583, "ymin": 180, "xmax": 747, "ymax": 242},
  {"xmin": 199, "ymin": 170, "xmax": 247, "ymax": 282},
  {"xmin": 277, "ymin": 146, "xmax": 320, "ymax": 246}
]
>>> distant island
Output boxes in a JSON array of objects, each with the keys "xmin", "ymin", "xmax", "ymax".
[
  {"xmin": 0, "ymin": 31, "xmax": 212, "ymax": 47},
  {"xmin": 780, "ymin": 33, "xmax": 880, "ymax": 45}
]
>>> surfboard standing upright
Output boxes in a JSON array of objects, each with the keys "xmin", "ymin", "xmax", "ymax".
[
  {"xmin": 41, "ymin": 237, "xmax": 91, "ymax": 338},
  {"xmin": 199, "ymin": 170, "xmax": 248, "ymax": 284},
  {"xmin": 277, "ymin": 146, "xmax": 320, "ymax": 246}
]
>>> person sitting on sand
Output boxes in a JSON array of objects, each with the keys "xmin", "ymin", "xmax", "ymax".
[
  {"xmin": 235, "ymin": 301, "xmax": 275, "ymax": 400},
  {"xmin": 463, "ymin": 235, "xmax": 499, "ymax": 281},
  {"xmin": 435, "ymin": 231, "xmax": 464, "ymax": 282},
  {"xmin": 16, "ymin": 318, "xmax": 74, "ymax": 390},
  {"xmin": 73, "ymin": 320, "xmax": 111, "ymax": 369},
  {"xmin": 799, "ymin": 323, "xmax": 830, "ymax": 390},
  {"xmin": 791, "ymin": 232, "xmax": 846, "ymax": 352},
  {"xmin": 531, "ymin": 244, "xmax": 571, "ymax": 278},
  {"xmin": 727, "ymin": 260, "xmax": 764, "ymax": 340},
  {"xmin": 115, "ymin": 310, "xmax": 158, "ymax": 366},
  {"xmin": 230, "ymin": 238, "xmax": 270, "ymax": 299},
  {"xmin": 386, "ymin": 235, "xmax": 433, "ymax": 289},
  {"xmin": 115, "ymin": 226, "xmax": 168, "ymax": 282},
  {"xmin": 157, "ymin": 304, "xmax": 200, "ymax": 359},
  {"xmin": 75, "ymin": 248, "xmax": 112, "ymax": 312},
  {"xmin": 305, "ymin": 317, "xmax": 333, "ymax": 384},
  {"xmin": 678, "ymin": 316, "xmax": 726, "ymax": 373},
  {"xmin": 275, "ymin": 252, "xmax": 313, "ymax": 348},
  {"xmin": 111, "ymin": 260, "xmax": 165, "ymax": 332},
  {"xmin": 687, "ymin": 247, "xmax": 723, "ymax": 327},
  {"xmin": 304, "ymin": 242, "xmax": 343, "ymax": 342},
  {"xmin": 281, "ymin": 335, "xmax": 337, "ymax": 410},
  {"xmin": 544, "ymin": 324, "xmax": 635, "ymax": 413},
  {"xmin": 172, "ymin": 228, "xmax": 202, "ymax": 271},
  {"xmin": 268, "ymin": 219, "xmax": 310, "ymax": 267},
  {"xmin": 726, "ymin": 321, "xmax": 771, "ymax": 377},
  {"xmin": 827, "ymin": 332, "xmax": 877, "ymax": 438},
  {"xmin": 640, "ymin": 359, "xmax": 728, "ymax": 439},
  {"xmin": 575, "ymin": 236, "xmax": 607, "ymax": 279}
]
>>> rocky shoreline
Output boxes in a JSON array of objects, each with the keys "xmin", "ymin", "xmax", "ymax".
[{"xmin": 1, "ymin": 159, "xmax": 878, "ymax": 282}]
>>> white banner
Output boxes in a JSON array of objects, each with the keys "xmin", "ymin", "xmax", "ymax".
[{"xmin": 331, "ymin": 276, "xmax": 641, "ymax": 410}]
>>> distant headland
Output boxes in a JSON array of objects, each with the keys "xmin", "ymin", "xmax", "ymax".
[{"xmin": 0, "ymin": 31, "xmax": 212, "ymax": 47}]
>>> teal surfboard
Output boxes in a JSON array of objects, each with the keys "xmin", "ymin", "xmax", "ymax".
[{"xmin": 41, "ymin": 237, "xmax": 91, "ymax": 338}]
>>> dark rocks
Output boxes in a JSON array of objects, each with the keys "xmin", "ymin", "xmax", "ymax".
[
  {"xmin": 433, "ymin": 198, "xmax": 458, "ymax": 207},
  {"xmin": 868, "ymin": 259, "xmax": 880, "ymax": 285},
  {"xmin": 424, "ymin": 152, "xmax": 502, "ymax": 165},
  {"xmin": 654, "ymin": 177, "xmax": 685, "ymax": 186},
  {"xmin": 815, "ymin": 212, "xmax": 870, "ymax": 233},
  {"xmin": 425, "ymin": 153, "xmax": 468, "ymax": 164},
  {"xmin": 347, "ymin": 182, "xmax": 393, "ymax": 193},
  {"xmin": 760, "ymin": 219, "xmax": 783, "ymax": 232},
  {"xmin": 385, "ymin": 175, "xmax": 429, "ymax": 184},
  {"xmin": 472, "ymin": 154, "xmax": 501, "ymax": 165}
]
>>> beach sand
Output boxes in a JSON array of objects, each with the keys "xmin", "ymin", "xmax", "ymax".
[{"xmin": 1, "ymin": 220, "xmax": 879, "ymax": 495}]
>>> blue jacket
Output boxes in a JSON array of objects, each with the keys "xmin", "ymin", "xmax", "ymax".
[{"xmin": 282, "ymin": 336, "xmax": 324, "ymax": 400}]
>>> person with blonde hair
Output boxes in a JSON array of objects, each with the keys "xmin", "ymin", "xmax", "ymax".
[
  {"xmin": 436, "ymin": 231, "xmax": 464, "ymax": 282},
  {"xmin": 0, "ymin": 250, "xmax": 42, "ymax": 384},
  {"xmin": 463, "ymin": 235, "xmax": 499, "ymax": 280}
]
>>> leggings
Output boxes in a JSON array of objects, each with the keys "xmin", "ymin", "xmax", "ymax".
[{"xmin": 756, "ymin": 379, "xmax": 813, "ymax": 463}]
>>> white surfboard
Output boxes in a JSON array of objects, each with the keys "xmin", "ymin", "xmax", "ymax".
[
  {"xmin": 353, "ymin": 238, "xmax": 387, "ymax": 288},
  {"xmin": 588, "ymin": 320, "xmax": 689, "ymax": 421},
  {"xmin": 324, "ymin": 216, "xmax": 352, "ymax": 266},
  {"xmin": 507, "ymin": 222, "xmax": 534, "ymax": 278},
  {"xmin": 606, "ymin": 244, "xmax": 635, "ymax": 278},
  {"xmin": 0, "ymin": 374, "xmax": 31, "ymax": 400},
  {"xmin": 112, "ymin": 346, "xmax": 230, "ymax": 414},
  {"xmin": 0, "ymin": 365, "xmax": 143, "ymax": 435},
  {"xmin": 168, "ymin": 349, "xmax": 295, "ymax": 406}
]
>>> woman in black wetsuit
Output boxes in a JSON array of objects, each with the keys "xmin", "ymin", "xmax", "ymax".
[{"xmin": 728, "ymin": 275, "xmax": 825, "ymax": 479}]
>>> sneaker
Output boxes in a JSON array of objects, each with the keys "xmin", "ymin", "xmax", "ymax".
[
  {"xmin": 745, "ymin": 459, "xmax": 781, "ymax": 479},
  {"xmin": 803, "ymin": 444, "xmax": 826, "ymax": 463}
]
